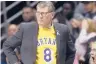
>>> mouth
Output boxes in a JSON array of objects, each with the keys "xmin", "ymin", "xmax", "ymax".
[{"xmin": 40, "ymin": 19, "xmax": 44, "ymax": 22}]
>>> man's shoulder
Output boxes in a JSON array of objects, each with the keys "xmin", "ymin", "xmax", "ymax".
[
  {"xmin": 54, "ymin": 22, "xmax": 69, "ymax": 33},
  {"xmin": 20, "ymin": 22, "xmax": 37, "ymax": 25},
  {"xmin": 19, "ymin": 22, "xmax": 38, "ymax": 31},
  {"xmin": 20, "ymin": 22, "xmax": 37, "ymax": 27},
  {"xmin": 54, "ymin": 22, "xmax": 68, "ymax": 29}
]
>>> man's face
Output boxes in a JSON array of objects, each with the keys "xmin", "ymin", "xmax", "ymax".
[
  {"xmin": 63, "ymin": 3, "xmax": 72, "ymax": 16},
  {"xmin": 8, "ymin": 25, "xmax": 18, "ymax": 37},
  {"xmin": 36, "ymin": 7, "xmax": 54, "ymax": 27},
  {"xmin": 83, "ymin": 3, "xmax": 93, "ymax": 12},
  {"xmin": 22, "ymin": 8, "xmax": 34, "ymax": 21},
  {"xmin": 90, "ymin": 42, "xmax": 96, "ymax": 58}
]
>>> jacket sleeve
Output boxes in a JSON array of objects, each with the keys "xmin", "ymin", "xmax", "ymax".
[
  {"xmin": 3, "ymin": 24, "xmax": 24, "ymax": 64},
  {"xmin": 65, "ymin": 26, "xmax": 76, "ymax": 64}
]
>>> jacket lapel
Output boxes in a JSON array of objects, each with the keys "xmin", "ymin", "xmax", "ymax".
[
  {"xmin": 31, "ymin": 22, "xmax": 39, "ymax": 63},
  {"xmin": 53, "ymin": 22, "xmax": 60, "ymax": 62}
]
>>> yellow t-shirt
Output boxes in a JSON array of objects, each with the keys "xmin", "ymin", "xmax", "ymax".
[{"xmin": 36, "ymin": 25, "xmax": 57, "ymax": 64}]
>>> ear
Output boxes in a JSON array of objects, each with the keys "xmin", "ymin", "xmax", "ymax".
[{"xmin": 51, "ymin": 12, "xmax": 55, "ymax": 19}]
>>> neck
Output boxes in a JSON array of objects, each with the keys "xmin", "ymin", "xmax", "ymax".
[{"xmin": 40, "ymin": 23, "xmax": 52, "ymax": 28}]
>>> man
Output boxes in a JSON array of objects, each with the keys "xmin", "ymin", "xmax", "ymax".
[
  {"xmin": 74, "ymin": 1, "xmax": 96, "ymax": 19},
  {"xmin": 55, "ymin": 2, "xmax": 75, "ymax": 24},
  {"xmin": 6, "ymin": 24, "xmax": 21, "ymax": 64},
  {"xmin": 70, "ymin": 14, "xmax": 84, "ymax": 41},
  {"xmin": 7, "ymin": 24, "xmax": 18, "ymax": 37},
  {"xmin": 1, "ymin": 24, "xmax": 18, "ymax": 64},
  {"xmin": 3, "ymin": 2, "xmax": 75, "ymax": 64},
  {"xmin": 55, "ymin": 2, "xmax": 75, "ymax": 43},
  {"xmin": 1, "ymin": 24, "xmax": 18, "ymax": 49},
  {"xmin": 82, "ymin": 1, "xmax": 96, "ymax": 18},
  {"xmin": 22, "ymin": 6, "xmax": 35, "ymax": 22}
]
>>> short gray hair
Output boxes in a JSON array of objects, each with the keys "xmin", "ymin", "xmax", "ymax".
[
  {"xmin": 73, "ymin": 13, "xmax": 84, "ymax": 21},
  {"xmin": 36, "ymin": 1, "xmax": 55, "ymax": 12}
]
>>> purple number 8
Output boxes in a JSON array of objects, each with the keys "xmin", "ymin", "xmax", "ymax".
[{"xmin": 44, "ymin": 48, "xmax": 51, "ymax": 62}]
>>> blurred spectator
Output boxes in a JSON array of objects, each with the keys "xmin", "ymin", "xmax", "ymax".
[
  {"xmin": 89, "ymin": 40, "xmax": 96, "ymax": 64},
  {"xmin": 70, "ymin": 14, "xmax": 84, "ymax": 42},
  {"xmin": 7, "ymin": 24, "xmax": 18, "ymax": 37},
  {"xmin": 74, "ymin": 2, "xmax": 85, "ymax": 16},
  {"xmin": 74, "ymin": 1, "xmax": 96, "ymax": 19},
  {"xmin": 62, "ymin": 2, "xmax": 75, "ymax": 20},
  {"xmin": 82, "ymin": 1, "xmax": 96, "ymax": 18},
  {"xmin": 22, "ymin": 6, "xmax": 36, "ymax": 22},
  {"xmin": 78, "ymin": 36, "xmax": 96, "ymax": 64},
  {"xmin": 75, "ymin": 18, "xmax": 96, "ymax": 64},
  {"xmin": 1, "ymin": 24, "xmax": 18, "ymax": 64},
  {"xmin": 6, "ymin": 24, "xmax": 21, "ymax": 64},
  {"xmin": 55, "ymin": 2, "xmax": 75, "ymax": 43},
  {"xmin": 55, "ymin": 2, "xmax": 75, "ymax": 24},
  {"xmin": 1, "ymin": 24, "xmax": 20, "ymax": 64}
]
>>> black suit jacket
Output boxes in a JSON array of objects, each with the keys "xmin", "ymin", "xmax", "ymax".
[{"xmin": 3, "ymin": 22, "xmax": 75, "ymax": 64}]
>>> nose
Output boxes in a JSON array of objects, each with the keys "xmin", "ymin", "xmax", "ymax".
[{"xmin": 39, "ymin": 13, "xmax": 43, "ymax": 19}]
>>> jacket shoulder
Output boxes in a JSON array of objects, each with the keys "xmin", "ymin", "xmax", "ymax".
[
  {"xmin": 54, "ymin": 22, "xmax": 69, "ymax": 33},
  {"xmin": 20, "ymin": 22, "xmax": 37, "ymax": 27},
  {"xmin": 18, "ymin": 22, "xmax": 38, "ymax": 31},
  {"xmin": 20, "ymin": 22, "xmax": 37, "ymax": 26},
  {"xmin": 54, "ymin": 22, "xmax": 68, "ymax": 29}
]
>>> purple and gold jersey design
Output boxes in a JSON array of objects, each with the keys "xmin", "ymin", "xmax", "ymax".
[{"xmin": 36, "ymin": 25, "xmax": 57, "ymax": 64}]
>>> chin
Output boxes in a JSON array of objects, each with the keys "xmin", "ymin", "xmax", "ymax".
[{"xmin": 38, "ymin": 23, "xmax": 44, "ymax": 25}]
